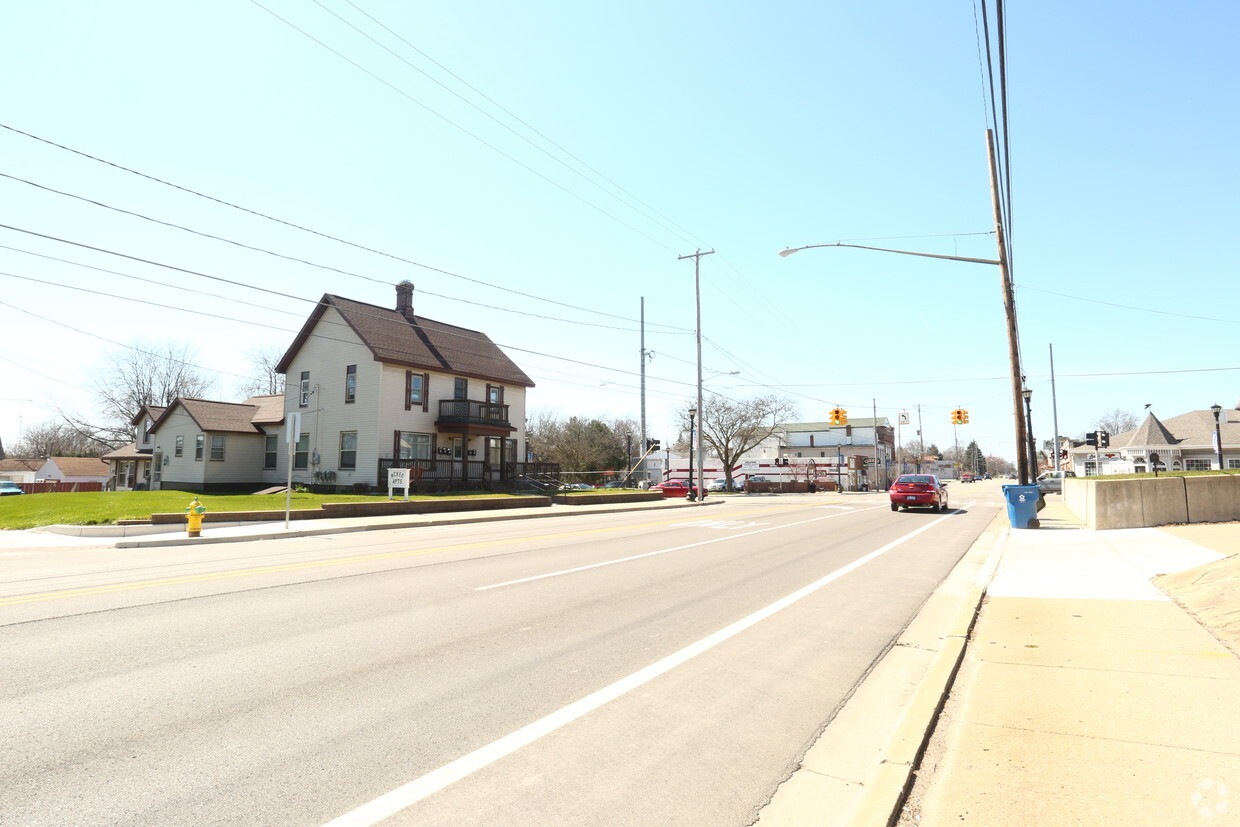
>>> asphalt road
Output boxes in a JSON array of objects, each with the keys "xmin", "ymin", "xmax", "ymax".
[{"xmin": 1, "ymin": 488, "xmax": 1005, "ymax": 826}]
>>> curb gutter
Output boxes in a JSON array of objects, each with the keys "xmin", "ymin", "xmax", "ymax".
[{"xmin": 755, "ymin": 508, "xmax": 1010, "ymax": 826}]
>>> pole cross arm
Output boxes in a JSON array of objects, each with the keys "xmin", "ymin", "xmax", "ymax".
[{"xmin": 778, "ymin": 242, "xmax": 1000, "ymax": 266}]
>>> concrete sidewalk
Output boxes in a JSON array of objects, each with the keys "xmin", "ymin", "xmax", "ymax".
[{"xmin": 899, "ymin": 500, "xmax": 1240, "ymax": 826}]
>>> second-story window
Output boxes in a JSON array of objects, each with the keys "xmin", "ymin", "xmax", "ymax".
[
  {"xmin": 487, "ymin": 385, "xmax": 503, "ymax": 404},
  {"xmin": 299, "ymin": 371, "xmax": 311, "ymax": 407},
  {"xmin": 405, "ymin": 372, "xmax": 428, "ymax": 412},
  {"xmin": 344, "ymin": 365, "xmax": 357, "ymax": 403},
  {"xmin": 454, "ymin": 377, "xmax": 468, "ymax": 399}
]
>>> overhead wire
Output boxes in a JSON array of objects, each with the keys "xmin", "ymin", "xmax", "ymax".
[
  {"xmin": 0, "ymin": 122, "xmax": 690, "ymax": 331},
  {"xmin": 247, "ymin": 0, "xmax": 681, "ymax": 256}
]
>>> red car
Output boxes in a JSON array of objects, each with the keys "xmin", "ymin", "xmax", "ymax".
[
  {"xmin": 889, "ymin": 474, "xmax": 949, "ymax": 512},
  {"xmin": 651, "ymin": 480, "xmax": 699, "ymax": 499}
]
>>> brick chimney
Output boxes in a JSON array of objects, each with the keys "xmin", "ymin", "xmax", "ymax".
[{"xmin": 396, "ymin": 280, "xmax": 415, "ymax": 322}]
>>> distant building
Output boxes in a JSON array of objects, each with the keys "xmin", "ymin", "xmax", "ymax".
[{"xmin": 1066, "ymin": 403, "xmax": 1240, "ymax": 476}]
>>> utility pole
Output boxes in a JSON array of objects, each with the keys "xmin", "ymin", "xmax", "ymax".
[
  {"xmin": 917, "ymin": 404, "xmax": 925, "ymax": 474},
  {"xmin": 987, "ymin": 129, "xmax": 1029, "ymax": 485},
  {"xmin": 640, "ymin": 297, "xmax": 648, "ymax": 484},
  {"xmin": 678, "ymin": 249, "xmax": 714, "ymax": 501},
  {"xmin": 872, "ymin": 398, "xmax": 881, "ymax": 489},
  {"xmin": 1050, "ymin": 343, "xmax": 1061, "ymax": 471}
]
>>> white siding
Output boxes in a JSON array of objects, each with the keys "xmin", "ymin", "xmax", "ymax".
[
  {"xmin": 155, "ymin": 408, "xmax": 207, "ymax": 487},
  {"xmin": 283, "ymin": 308, "xmax": 380, "ymax": 487}
]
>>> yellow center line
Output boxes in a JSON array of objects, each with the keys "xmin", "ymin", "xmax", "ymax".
[{"xmin": 1, "ymin": 500, "xmax": 837, "ymax": 606}]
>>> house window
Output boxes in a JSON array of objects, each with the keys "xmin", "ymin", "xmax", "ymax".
[
  {"xmin": 264, "ymin": 435, "xmax": 278, "ymax": 469},
  {"xmin": 299, "ymin": 371, "xmax": 311, "ymax": 407},
  {"xmin": 486, "ymin": 437, "xmax": 502, "ymax": 465},
  {"xmin": 1134, "ymin": 465, "xmax": 1146, "ymax": 474},
  {"xmin": 210, "ymin": 435, "xmax": 226, "ymax": 461},
  {"xmin": 339, "ymin": 431, "xmax": 357, "ymax": 470},
  {"xmin": 195, "ymin": 435, "xmax": 205, "ymax": 461},
  {"xmin": 505, "ymin": 438, "xmax": 517, "ymax": 465},
  {"xmin": 454, "ymin": 377, "xmax": 467, "ymax": 399},
  {"xmin": 294, "ymin": 434, "xmax": 310, "ymax": 470},
  {"xmin": 398, "ymin": 432, "xmax": 431, "ymax": 460},
  {"xmin": 142, "ymin": 421, "xmax": 153, "ymax": 447},
  {"xmin": 345, "ymin": 365, "xmax": 357, "ymax": 403},
  {"xmin": 1185, "ymin": 458, "xmax": 1212, "ymax": 471},
  {"xmin": 487, "ymin": 385, "xmax": 503, "ymax": 404},
  {"xmin": 175, "ymin": 435, "xmax": 184, "ymax": 457},
  {"xmin": 405, "ymin": 372, "xmax": 428, "ymax": 411},
  {"xmin": 1084, "ymin": 461, "xmax": 1097, "ymax": 477},
  {"xmin": 1230, "ymin": 460, "xmax": 1240, "ymax": 469}
]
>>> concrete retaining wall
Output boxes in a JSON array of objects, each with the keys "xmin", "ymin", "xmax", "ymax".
[
  {"xmin": 1065, "ymin": 474, "xmax": 1237, "ymax": 529},
  {"xmin": 551, "ymin": 492, "xmax": 665, "ymax": 505}
]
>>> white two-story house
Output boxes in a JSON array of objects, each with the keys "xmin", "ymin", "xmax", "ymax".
[{"xmin": 271, "ymin": 281, "xmax": 541, "ymax": 491}]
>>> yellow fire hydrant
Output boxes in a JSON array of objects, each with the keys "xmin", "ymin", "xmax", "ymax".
[{"xmin": 185, "ymin": 496, "xmax": 207, "ymax": 537}]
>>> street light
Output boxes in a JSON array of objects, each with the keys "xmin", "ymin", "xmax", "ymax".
[
  {"xmin": 779, "ymin": 131, "xmax": 1030, "ymax": 484},
  {"xmin": 1211, "ymin": 403, "xmax": 1225, "ymax": 470},
  {"xmin": 1022, "ymin": 388, "xmax": 1036, "ymax": 478},
  {"xmin": 687, "ymin": 407, "xmax": 697, "ymax": 501}
]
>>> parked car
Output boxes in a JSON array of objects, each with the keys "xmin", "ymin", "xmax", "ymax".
[
  {"xmin": 651, "ymin": 480, "xmax": 699, "ymax": 499},
  {"xmin": 707, "ymin": 478, "xmax": 743, "ymax": 492},
  {"xmin": 602, "ymin": 480, "xmax": 629, "ymax": 488},
  {"xmin": 1036, "ymin": 470, "xmax": 1076, "ymax": 493},
  {"xmin": 889, "ymin": 474, "xmax": 949, "ymax": 512},
  {"xmin": 560, "ymin": 482, "xmax": 594, "ymax": 490},
  {"xmin": 960, "ymin": 473, "xmax": 975, "ymax": 483},
  {"xmin": 0, "ymin": 481, "xmax": 25, "ymax": 496}
]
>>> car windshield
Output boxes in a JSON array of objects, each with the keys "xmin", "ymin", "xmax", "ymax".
[{"xmin": 898, "ymin": 475, "xmax": 935, "ymax": 485}]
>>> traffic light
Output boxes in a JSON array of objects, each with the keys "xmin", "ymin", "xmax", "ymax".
[
  {"xmin": 828, "ymin": 407, "xmax": 848, "ymax": 425},
  {"xmin": 646, "ymin": 438, "xmax": 661, "ymax": 451},
  {"xmin": 1085, "ymin": 431, "xmax": 1098, "ymax": 447},
  {"xmin": 1098, "ymin": 431, "xmax": 1110, "ymax": 448},
  {"xmin": 961, "ymin": 409, "xmax": 969, "ymax": 424},
  {"xmin": 950, "ymin": 408, "xmax": 965, "ymax": 424}
]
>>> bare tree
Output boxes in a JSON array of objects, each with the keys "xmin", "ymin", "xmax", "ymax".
[
  {"xmin": 234, "ymin": 343, "xmax": 287, "ymax": 399},
  {"xmin": 1095, "ymin": 408, "xmax": 1139, "ymax": 436},
  {"xmin": 83, "ymin": 340, "xmax": 216, "ymax": 446},
  {"xmin": 10, "ymin": 420, "xmax": 101, "ymax": 457},
  {"xmin": 683, "ymin": 394, "xmax": 796, "ymax": 488}
]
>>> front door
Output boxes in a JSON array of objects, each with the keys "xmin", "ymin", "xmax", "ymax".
[{"xmin": 150, "ymin": 453, "xmax": 162, "ymax": 491}]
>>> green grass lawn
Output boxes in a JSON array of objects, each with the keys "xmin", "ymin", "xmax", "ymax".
[
  {"xmin": 1085, "ymin": 469, "xmax": 1240, "ymax": 481},
  {"xmin": 0, "ymin": 490, "xmax": 510, "ymax": 531}
]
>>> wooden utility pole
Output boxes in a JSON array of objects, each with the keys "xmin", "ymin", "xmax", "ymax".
[{"xmin": 986, "ymin": 129, "xmax": 1029, "ymax": 485}]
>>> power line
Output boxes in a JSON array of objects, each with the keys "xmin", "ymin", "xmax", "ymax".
[{"xmin": 0, "ymin": 122, "xmax": 691, "ymax": 331}]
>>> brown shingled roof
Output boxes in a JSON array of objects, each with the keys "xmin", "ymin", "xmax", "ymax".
[
  {"xmin": 277, "ymin": 292, "xmax": 534, "ymax": 388},
  {"xmin": 153, "ymin": 398, "xmax": 268, "ymax": 434},
  {"xmin": 47, "ymin": 457, "xmax": 110, "ymax": 477},
  {"xmin": 245, "ymin": 395, "xmax": 285, "ymax": 425}
]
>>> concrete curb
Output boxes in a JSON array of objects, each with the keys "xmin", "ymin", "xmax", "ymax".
[
  {"xmin": 105, "ymin": 498, "xmax": 724, "ymax": 549},
  {"xmin": 755, "ymin": 507, "xmax": 1011, "ymax": 826}
]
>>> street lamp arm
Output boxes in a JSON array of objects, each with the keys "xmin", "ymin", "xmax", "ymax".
[{"xmin": 778, "ymin": 242, "xmax": 1000, "ymax": 267}]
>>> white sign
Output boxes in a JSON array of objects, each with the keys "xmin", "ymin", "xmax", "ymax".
[
  {"xmin": 286, "ymin": 411, "xmax": 301, "ymax": 443},
  {"xmin": 388, "ymin": 467, "xmax": 410, "ymax": 501},
  {"xmin": 742, "ymin": 461, "xmax": 759, "ymax": 471}
]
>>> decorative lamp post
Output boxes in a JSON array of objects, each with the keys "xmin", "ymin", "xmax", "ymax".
[
  {"xmin": 1022, "ymin": 388, "xmax": 1036, "ymax": 478},
  {"xmin": 1211, "ymin": 404, "xmax": 1225, "ymax": 470},
  {"xmin": 687, "ymin": 407, "xmax": 697, "ymax": 500}
]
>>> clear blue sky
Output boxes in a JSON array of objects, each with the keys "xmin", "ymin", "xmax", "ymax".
[{"xmin": 2, "ymin": 1, "xmax": 1237, "ymax": 462}]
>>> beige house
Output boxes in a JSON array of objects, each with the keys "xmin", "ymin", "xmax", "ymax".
[
  {"xmin": 1067, "ymin": 404, "xmax": 1240, "ymax": 476},
  {"xmin": 0, "ymin": 458, "xmax": 41, "ymax": 483},
  {"xmin": 111, "ymin": 282, "xmax": 549, "ymax": 494}
]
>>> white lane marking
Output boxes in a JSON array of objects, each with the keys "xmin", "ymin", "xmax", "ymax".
[
  {"xmin": 476, "ymin": 505, "xmax": 887, "ymax": 591},
  {"xmin": 818, "ymin": 505, "xmax": 854, "ymax": 510},
  {"xmin": 323, "ymin": 510, "xmax": 959, "ymax": 827},
  {"xmin": 668, "ymin": 519, "xmax": 767, "ymax": 530}
]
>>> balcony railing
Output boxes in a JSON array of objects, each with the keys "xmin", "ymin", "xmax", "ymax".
[{"xmin": 437, "ymin": 399, "xmax": 511, "ymax": 428}]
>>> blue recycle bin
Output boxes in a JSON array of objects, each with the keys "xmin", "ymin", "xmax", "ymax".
[{"xmin": 1003, "ymin": 484, "xmax": 1041, "ymax": 529}]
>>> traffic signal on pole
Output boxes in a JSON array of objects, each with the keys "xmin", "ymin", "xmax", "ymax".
[
  {"xmin": 950, "ymin": 409, "xmax": 961, "ymax": 425},
  {"xmin": 1085, "ymin": 431, "xmax": 1098, "ymax": 447},
  {"xmin": 1098, "ymin": 431, "xmax": 1110, "ymax": 448},
  {"xmin": 647, "ymin": 438, "xmax": 661, "ymax": 451},
  {"xmin": 828, "ymin": 407, "xmax": 848, "ymax": 426},
  {"xmin": 961, "ymin": 409, "xmax": 969, "ymax": 424}
]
